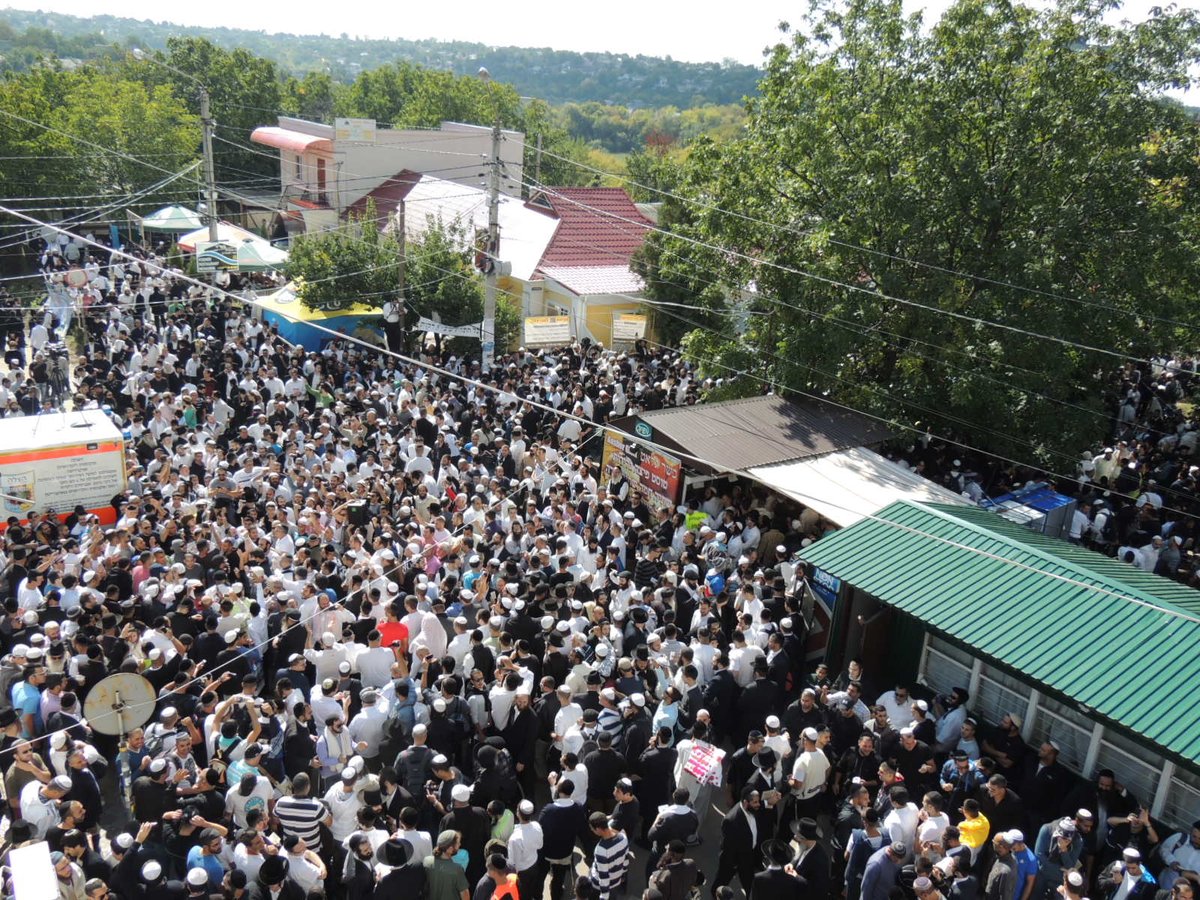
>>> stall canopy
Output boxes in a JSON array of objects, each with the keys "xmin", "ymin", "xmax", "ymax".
[
  {"xmin": 236, "ymin": 239, "xmax": 289, "ymax": 272},
  {"xmin": 610, "ymin": 395, "xmax": 894, "ymax": 474},
  {"xmin": 799, "ymin": 500, "xmax": 1200, "ymax": 767},
  {"xmin": 248, "ymin": 284, "xmax": 382, "ymax": 351},
  {"xmin": 142, "ymin": 205, "xmax": 204, "ymax": 233},
  {"xmin": 177, "ymin": 222, "xmax": 258, "ymax": 253},
  {"xmin": 750, "ymin": 446, "xmax": 969, "ymax": 527}
]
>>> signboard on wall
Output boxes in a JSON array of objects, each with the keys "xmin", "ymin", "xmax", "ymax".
[
  {"xmin": 334, "ymin": 117, "xmax": 377, "ymax": 144},
  {"xmin": 523, "ymin": 315, "xmax": 571, "ymax": 346},
  {"xmin": 415, "ymin": 316, "xmax": 482, "ymax": 338},
  {"xmin": 810, "ymin": 567, "xmax": 842, "ymax": 613},
  {"xmin": 195, "ymin": 241, "xmax": 239, "ymax": 273},
  {"xmin": 612, "ymin": 313, "xmax": 647, "ymax": 341},
  {"xmin": 601, "ymin": 429, "xmax": 682, "ymax": 513}
]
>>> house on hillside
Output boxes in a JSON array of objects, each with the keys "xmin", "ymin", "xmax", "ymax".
[
  {"xmin": 248, "ymin": 116, "xmax": 524, "ymax": 237},
  {"xmin": 350, "ymin": 173, "xmax": 654, "ymax": 346}
]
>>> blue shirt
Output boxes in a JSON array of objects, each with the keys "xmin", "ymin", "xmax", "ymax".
[
  {"xmin": 185, "ymin": 846, "xmax": 225, "ymax": 888},
  {"xmin": 11, "ymin": 681, "xmax": 41, "ymax": 738},
  {"xmin": 1012, "ymin": 846, "xmax": 1039, "ymax": 900}
]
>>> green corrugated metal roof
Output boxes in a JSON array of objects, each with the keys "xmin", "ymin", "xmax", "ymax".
[{"xmin": 800, "ymin": 501, "xmax": 1200, "ymax": 766}]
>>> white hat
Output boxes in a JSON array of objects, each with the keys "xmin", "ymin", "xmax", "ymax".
[
  {"xmin": 802, "ymin": 727, "xmax": 819, "ymax": 741},
  {"xmin": 322, "ymin": 632, "xmax": 336, "ymax": 646},
  {"xmin": 162, "ymin": 706, "xmax": 178, "ymax": 719},
  {"xmin": 433, "ymin": 698, "xmax": 447, "ymax": 712},
  {"xmin": 595, "ymin": 644, "xmax": 610, "ymax": 658},
  {"xmin": 224, "ymin": 629, "xmax": 239, "ymax": 644},
  {"xmin": 541, "ymin": 616, "xmax": 555, "ymax": 629},
  {"xmin": 765, "ymin": 715, "xmax": 781, "ymax": 730},
  {"xmin": 148, "ymin": 649, "xmax": 162, "ymax": 661},
  {"xmin": 340, "ymin": 767, "xmax": 357, "ymax": 781},
  {"xmin": 601, "ymin": 687, "xmax": 617, "ymax": 701},
  {"xmin": 519, "ymin": 799, "xmax": 535, "ymax": 815},
  {"xmin": 451, "ymin": 784, "xmax": 471, "ymax": 803},
  {"xmin": 141, "ymin": 861, "xmax": 163, "ymax": 881},
  {"xmin": 186, "ymin": 869, "xmax": 209, "ymax": 887},
  {"xmin": 630, "ymin": 693, "xmax": 646, "ymax": 708}
]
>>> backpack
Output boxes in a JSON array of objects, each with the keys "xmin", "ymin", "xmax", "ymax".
[{"xmin": 143, "ymin": 723, "xmax": 168, "ymax": 758}]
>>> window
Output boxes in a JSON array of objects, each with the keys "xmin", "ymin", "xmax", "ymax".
[
  {"xmin": 1095, "ymin": 728, "xmax": 1162, "ymax": 810},
  {"xmin": 923, "ymin": 637, "xmax": 972, "ymax": 697},
  {"xmin": 293, "ymin": 154, "xmax": 303, "ymax": 183},
  {"xmin": 1162, "ymin": 767, "xmax": 1200, "ymax": 831},
  {"xmin": 974, "ymin": 663, "xmax": 1030, "ymax": 729},
  {"xmin": 1029, "ymin": 694, "xmax": 1092, "ymax": 772}
]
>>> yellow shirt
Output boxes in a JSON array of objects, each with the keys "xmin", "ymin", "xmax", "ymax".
[{"xmin": 959, "ymin": 813, "xmax": 990, "ymax": 849}]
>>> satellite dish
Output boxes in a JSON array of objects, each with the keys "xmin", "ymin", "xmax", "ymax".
[{"xmin": 82, "ymin": 672, "xmax": 157, "ymax": 737}]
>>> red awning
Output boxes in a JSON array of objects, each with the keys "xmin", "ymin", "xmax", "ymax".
[{"xmin": 250, "ymin": 127, "xmax": 332, "ymax": 154}]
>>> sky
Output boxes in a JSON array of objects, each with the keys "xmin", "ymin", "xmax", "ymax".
[{"xmin": 6, "ymin": 0, "xmax": 1195, "ymax": 67}]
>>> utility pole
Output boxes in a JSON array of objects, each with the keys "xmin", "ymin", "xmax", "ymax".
[
  {"xmin": 535, "ymin": 133, "xmax": 543, "ymax": 187},
  {"xmin": 479, "ymin": 67, "xmax": 500, "ymax": 374},
  {"xmin": 396, "ymin": 198, "xmax": 406, "ymax": 339},
  {"xmin": 199, "ymin": 87, "xmax": 220, "ymax": 292}
]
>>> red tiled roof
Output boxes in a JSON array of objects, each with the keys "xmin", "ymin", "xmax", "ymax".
[
  {"xmin": 534, "ymin": 188, "xmax": 653, "ymax": 270},
  {"xmin": 345, "ymin": 171, "xmax": 421, "ymax": 223}
]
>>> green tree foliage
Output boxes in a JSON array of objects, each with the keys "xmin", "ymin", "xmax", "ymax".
[
  {"xmin": 282, "ymin": 71, "xmax": 342, "ymax": 123},
  {"xmin": 0, "ymin": 10, "xmax": 762, "ymax": 108},
  {"xmin": 640, "ymin": 0, "xmax": 1200, "ymax": 463},
  {"xmin": 286, "ymin": 204, "xmax": 399, "ymax": 312},
  {"xmin": 0, "ymin": 67, "xmax": 197, "ymax": 217},
  {"xmin": 158, "ymin": 37, "xmax": 285, "ymax": 183},
  {"xmin": 338, "ymin": 62, "xmax": 522, "ymax": 130},
  {"xmin": 404, "ymin": 217, "xmax": 519, "ymax": 354}
]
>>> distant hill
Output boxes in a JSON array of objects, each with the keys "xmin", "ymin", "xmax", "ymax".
[{"xmin": 0, "ymin": 8, "xmax": 763, "ymax": 108}]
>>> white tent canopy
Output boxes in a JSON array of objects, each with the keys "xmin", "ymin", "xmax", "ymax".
[
  {"xmin": 750, "ymin": 446, "xmax": 971, "ymax": 528},
  {"xmin": 177, "ymin": 222, "xmax": 257, "ymax": 252},
  {"xmin": 142, "ymin": 205, "xmax": 204, "ymax": 233},
  {"xmin": 236, "ymin": 239, "xmax": 288, "ymax": 271}
]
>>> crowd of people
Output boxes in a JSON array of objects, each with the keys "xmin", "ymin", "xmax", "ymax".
[{"xmin": 0, "ymin": 237, "xmax": 1195, "ymax": 900}]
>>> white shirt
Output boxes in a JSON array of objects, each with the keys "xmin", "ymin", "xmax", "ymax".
[
  {"xmin": 397, "ymin": 828, "xmax": 433, "ymax": 863},
  {"xmin": 323, "ymin": 784, "xmax": 363, "ymax": 842},
  {"xmin": 286, "ymin": 851, "xmax": 324, "ymax": 893},
  {"xmin": 507, "ymin": 821, "xmax": 544, "ymax": 873},
  {"xmin": 884, "ymin": 803, "xmax": 920, "ymax": 859},
  {"xmin": 19, "ymin": 781, "xmax": 58, "ymax": 838},
  {"xmin": 877, "ymin": 691, "xmax": 915, "ymax": 729},
  {"xmin": 791, "ymin": 749, "xmax": 830, "ymax": 799},
  {"xmin": 348, "ymin": 705, "xmax": 388, "ymax": 758},
  {"xmin": 552, "ymin": 702, "xmax": 583, "ymax": 750},
  {"xmin": 355, "ymin": 647, "xmax": 395, "ymax": 689}
]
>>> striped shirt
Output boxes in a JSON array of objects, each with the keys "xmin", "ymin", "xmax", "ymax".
[
  {"xmin": 274, "ymin": 795, "xmax": 328, "ymax": 853},
  {"xmin": 590, "ymin": 831, "xmax": 630, "ymax": 900}
]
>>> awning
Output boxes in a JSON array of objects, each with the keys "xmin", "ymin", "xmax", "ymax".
[
  {"xmin": 236, "ymin": 240, "xmax": 288, "ymax": 272},
  {"xmin": 142, "ymin": 205, "xmax": 204, "ymax": 233},
  {"xmin": 749, "ymin": 446, "xmax": 969, "ymax": 527},
  {"xmin": 250, "ymin": 127, "xmax": 333, "ymax": 154},
  {"xmin": 799, "ymin": 501, "xmax": 1200, "ymax": 766},
  {"xmin": 177, "ymin": 222, "xmax": 258, "ymax": 253}
]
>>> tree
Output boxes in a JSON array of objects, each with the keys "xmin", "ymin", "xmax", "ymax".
[
  {"xmin": 161, "ymin": 37, "xmax": 284, "ymax": 183},
  {"xmin": 640, "ymin": 0, "xmax": 1200, "ymax": 463},
  {"xmin": 286, "ymin": 203, "xmax": 400, "ymax": 312},
  {"xmin": 404, "ymin": 216, "xmax": 520, "ymax": 354}
]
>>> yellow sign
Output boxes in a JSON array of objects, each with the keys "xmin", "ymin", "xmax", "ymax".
[
  {"xmin": 334, "ymin": 117, "xmax": 377, "ymax": 143},
  {"xmin": 523, "ymin": 315, "xmax": 572, "ymax": 346},
  {"xmin": 612, "ymin": 313, "xmax": 647, "ymax": 341}
]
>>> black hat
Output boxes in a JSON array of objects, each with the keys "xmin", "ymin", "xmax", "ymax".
[
  {"xmin": 793, "ymin": 817, "xmax": 821, "ymax": 841},
  {"xmin": 257, "ymin": 855, "xmax": 290, "ymax": 886},
  {"xmin": 0, "ymin": 708, "xmax": 17, "ymax": 728},
  {"xmin": 378, "ymin": 839, "xmax": 411, "ymax": 867},
  {"xmin": 762, "ymin": 838, "xmax": 795, "ymax": 867},
  {"xmin": 754, "ymin": 748, "xmax": 777, "ymax": 769}
]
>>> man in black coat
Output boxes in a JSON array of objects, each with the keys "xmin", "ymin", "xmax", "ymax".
[
  {"xmin": 702, "ymin": 653, "xmax": 739, "ymax": 744},
  {"xmin": 755, "ymin": 838, "xmax": 807, "ymax": 897},
  {"xmin": 736, "ymin": 663, "xmax": 783, "ymax": 746},
  {"xmin": 712, "ymin": 788, "xmax": 772, "ymax": 897},
  {"xmin": 793, "ymin": 817, "xmax": 832, "ymax": 899},
  {"xmin": 645, "ymin": 787, "xmax": 700, "ymax": 879},
  {"xmin": 246, "ymin": 856, "xmax": 304, "ymax": 900}
]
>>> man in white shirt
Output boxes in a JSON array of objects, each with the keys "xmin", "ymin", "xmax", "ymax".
[
  {"xmin": 883, "ymin": 785, "xmax": 920, "ymax": 862},
  {"xmin": 551, "ymin": 685, "xmax": 583, "ymax": 753},
  {"xmin": 354, "ymin": 633, "xmax": 396, "ymax": 689},
  {"xmin": 877, "ymin": 684, "xmax": 916, "ymax": 730},
  {"xmin": 347, "ymin": 690, "xmax": 388, "ymax": 762},
  {"xmin": 507, "ymin": 800, "xmax": 544, "ymax": 900}
]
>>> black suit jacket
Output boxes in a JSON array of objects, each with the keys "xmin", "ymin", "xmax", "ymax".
[
  {"xmin": 795, "ymin": 842, "xmax": 831, "ymax": 899},
  {"xmin": 753, "ymin": 867, "xmax": 807, "ymax": 898},
  {"xmin": 720, "ymin": 803, "xmax": 770, "ymax": 855}
]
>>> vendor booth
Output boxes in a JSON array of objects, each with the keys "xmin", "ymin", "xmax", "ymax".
[{"xmin": 248, "ymin": 284, "xmax": 383, "ymax": 352}]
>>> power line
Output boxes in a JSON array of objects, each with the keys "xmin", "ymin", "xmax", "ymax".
[
  {"xmin": 9, "ymin": 203, "xmax": 1200, "ymax": 634},
  {"xmin": 532, "ymin": 144, "xmax": 1200, "ymax": 334}
]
